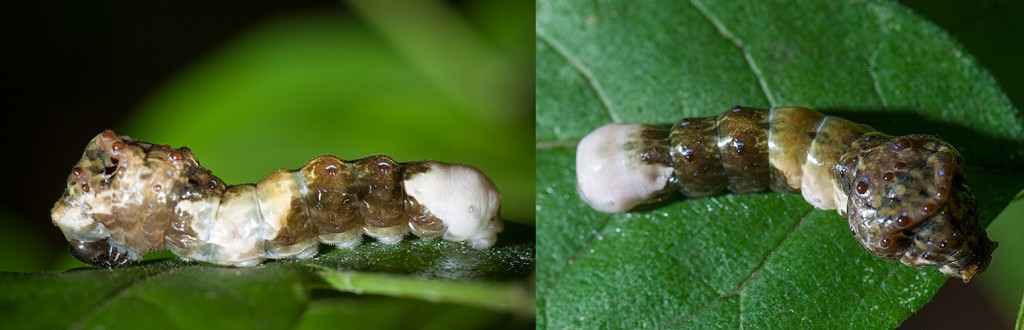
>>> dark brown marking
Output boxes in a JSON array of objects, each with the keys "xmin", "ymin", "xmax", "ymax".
[
  {"xmin": 669, "ymin": 117, "xmax": 726, "ymax": 197},
  {"xmin": 714, "ymin": 107, "xmax": 769, "ymax": 194},
  {"xmin": 354, "ymin": 155, "xmax": 407, "ymax": 230}
]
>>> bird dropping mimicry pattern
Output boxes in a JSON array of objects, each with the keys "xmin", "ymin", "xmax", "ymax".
[
  {"xmin": 575, "ymin": 106, "xmax": 996, "ymax": 282},
  {"xmin": 52, "ymin": 131, "xmax": 503, "ymax": 268}
]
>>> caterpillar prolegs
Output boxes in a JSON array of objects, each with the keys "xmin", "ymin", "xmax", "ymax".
[
  {"xmin": 575, "ymin": 106, "xmax": 996, "ymax": 282},
  {"xmin": 51, "ymin": 131, "xmax": 503, "ymax": 268}
]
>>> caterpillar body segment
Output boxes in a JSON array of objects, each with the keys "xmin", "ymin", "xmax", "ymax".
[
  {"xmin": 575, "ymin": 106, "xmax": 996, "ymax": 282},
  {"xmin": 51, "ymin": 131, "xmax": 503, "ymax": 268}
]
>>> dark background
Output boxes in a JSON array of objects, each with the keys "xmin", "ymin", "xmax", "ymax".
[
  {"xmin": 1, "ymin": 0, "xmax": 1021, "ymax": 327},
  {"xmin": 3, "ymin": 0, "xmax": 339, "ymax": 253}
]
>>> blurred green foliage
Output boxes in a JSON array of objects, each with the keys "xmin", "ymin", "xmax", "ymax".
[
  {"xmin": 123, "ymin": 8, "xmax": 533, "ymax": 224},
  {"xmin": 2, "ymin": 0, "xmax": 534, "ymax": 328}
]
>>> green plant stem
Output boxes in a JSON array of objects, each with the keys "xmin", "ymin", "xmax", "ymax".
[{"xmin": 308, "ymin": 265, "xmax": 534, "ymax": 317}]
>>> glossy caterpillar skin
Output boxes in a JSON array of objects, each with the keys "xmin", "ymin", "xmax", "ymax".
[
  {"xmin": 51, "ymin": 131, "xmax": 503, "ymax": 268},
  {"xmin": 576, "ymin": 106, "xmax": 996, "ymax": 282}
]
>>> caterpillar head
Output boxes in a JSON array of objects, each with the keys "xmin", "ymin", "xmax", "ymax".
[
  {"xmin": 51, "ymin": 130, "xmax": 217, "ymax": 268},
  {"xmin": 838, "ymin": 134, "xmax": 997, "ymax": 282}
]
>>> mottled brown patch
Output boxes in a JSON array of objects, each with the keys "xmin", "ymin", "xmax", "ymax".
[
  {"xmin": 400, "ymin": 161, "xmax": 447, "ymax": 238},
  {"xmin": 48, "ymin": 131, "xmax": 218, "ymax": 267},
  {"xmin": 715, "ymin": 106, "xmax": 769, "ymax": 194},
  {"xmin": 640, "ymin": 128, "xmax": 669, "ymax": 140},
  {"xmin": 621, "ymin": 125, "xmax": 671, "ymax": 166},
  {"xmin": 669, "ymin": 117, "xmax": 727, "ymax": 197},
  {"xmin": 272, "ymin": 195, "xmax": 318, "ymax": 246},
  {"xmin": 165, "ymin": 213, "xmax": 200, "ymax": 253},
  {"xmin": 405, "ymin": 196, "xmax": 446, "ymax": 238},
  {"xmin": 354, "ymin": 155, "xmax": 407, "ymax": 230},
  {"xmin": 300, "ymin": 156, "xmax": 361, "ymax": 234},
  {"xmin": 841, "ymin": 134, "xmax": 996, "ymax": 281},
  {"xmin": 400, "ymin": 161, "xmax": 434, "ymax": 179}
]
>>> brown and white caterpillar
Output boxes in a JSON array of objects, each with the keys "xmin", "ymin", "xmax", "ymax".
[
  {"xmin": 51, "ymin": 131, "xmax": 503, "ymax": 268},
  {"xmin": 575, "ymin": 106, "xmax": 996, "ymax": 282}
]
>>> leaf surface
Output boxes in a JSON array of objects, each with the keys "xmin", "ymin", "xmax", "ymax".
[{"xmin": 536, "ymin": 0, "xmax": 1024, "ymax": 327}]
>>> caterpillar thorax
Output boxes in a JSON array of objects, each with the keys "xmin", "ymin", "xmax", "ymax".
[
  {"xmin": 576, "ymin": 106, "xmax": 996, "ymax": 282},
  {"xmin": 51, "ymin": 131, "xmax": 503, "ymax": 268}
]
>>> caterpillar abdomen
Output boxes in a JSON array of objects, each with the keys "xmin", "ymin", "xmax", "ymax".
[
  {"xmin": 576, "ymin": 106, "xmax": 996, "ymax": 282},
  {"xmin": 51, "ymin": 131, "xmax": 503, "ymax": 268}
]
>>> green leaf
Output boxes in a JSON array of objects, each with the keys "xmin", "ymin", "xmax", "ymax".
[
  {"xmin": 121, "ymin": 11, "xmax": 534, "ymax": 225},
  {"xmin": 1, "ymin": 264, "xmax": 308, "ymax": 329},
  {"xmin": 536, "ymin": 0, "xmax": 1024, "ymax": 328},
  {"xmin": 294, "ymin": 296, "xmax": 526, "ymax": 330},
  {"xmin": 1017, "ymin": 293, "xmax": 1024, "ymax": 330},
  {"xmin": 1, "ymin": 239, "xmax": 534, "ymax": 329},
  {"xmin": 1018, "ymin": 294, "xmax": 1024, "ymax": 330}
]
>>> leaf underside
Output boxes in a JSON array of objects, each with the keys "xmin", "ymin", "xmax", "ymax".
[
  {"xmin": 1, "ymin": 238, "xmax": 535, "ymax": 329},
  {"xmin": 536, "ymin": 0, "xmax": 1024, "ymax": 328}
]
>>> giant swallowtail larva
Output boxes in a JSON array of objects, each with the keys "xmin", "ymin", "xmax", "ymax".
[
  {"xmin": 51, "ymin": 131, "xmax": 503, "ymax": 268},
  {"xmin": 576, "ymin": 106, "xmax": 996, "ymax": 282}
]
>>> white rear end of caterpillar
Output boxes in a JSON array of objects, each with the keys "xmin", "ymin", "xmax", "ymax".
[
  {"xmin": 403, "ymin": 162, "xmax": 502, "ymax": 250},
  {"xmin": 576, "ymin": 124, "xmax": 674, "ymax": 213}
]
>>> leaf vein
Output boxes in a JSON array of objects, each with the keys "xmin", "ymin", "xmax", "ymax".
[
  {"xmin": 688, "ymin": 0, "xmax": 776, "ymax": 107},
  {"xmin": 867, "ymin": 49, "xmax": 889, "ymax": 109},
  {"xmin": 536, "ymin": 28, "xmax": 619, "ymax": 123},
  {"xmin": 538, "ymin": 213, "xmax": 616, "ymax": 301},
  {"xmin": 731, "ymin": 208, "xmax": 813, "ymax": 295},
  {"xmin": 666, "ymin": 207, "xmax": 812, "ymax": 328},
  {"xmin": 731, "ymin": 208, "xmax": 812, "ymax": 328}
]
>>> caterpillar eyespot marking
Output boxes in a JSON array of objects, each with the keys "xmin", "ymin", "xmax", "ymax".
[
  {"xmin": 51, "ymin": 131, "xmax": 503, "ymax": 268},
  {"xmin": 575, "ymin": 106, "xmax": 996, "ymax": 282}
]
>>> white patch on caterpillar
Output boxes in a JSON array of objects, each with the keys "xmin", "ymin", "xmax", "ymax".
[
  {"xmin": 800, "ymin": 152, "xmax": 834, "ymax": 210},
  {"xmin": 171, "ymin": 196, "xmax": 217, "ymax": 260},
  {"xmin": 255, "ymin": 171, "xmax": 295, "ymax": 236},
  {"xmin": 51, "ymin": 193, "xmax": 110, "ymax": 243},
  {"xmin": 192, "ymin": 186, "xmax": 267, "ymax": 267},
  {"xmin": 403, "ymin": 162, "xmax": 502, "ymax": 249},
  {"xmin": 766, "ymin": 107, "xmax": 821, "ymax": 191},
  {"xmin": 576, "ymin": 124, "xmax": 674, "ymax": 213},
  {"xmin": 831, "ymin": 176, "xmax": 851, "ymax": 215},
  {"xmin": 256, "ymin": 170, "xmax": 319, "ymax": 259},
  {"xmin": 800, "ymin": 119, "xmax": 839, "ymax": 210}
]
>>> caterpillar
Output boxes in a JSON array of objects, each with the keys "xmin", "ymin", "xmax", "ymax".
[
  {"xmin": 51, "ymin": 130, "xmax": 503, "ymax": 268},
  {"xmin": 575, "ymin": 106, "xmax": 997, "ymax": 282}
]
